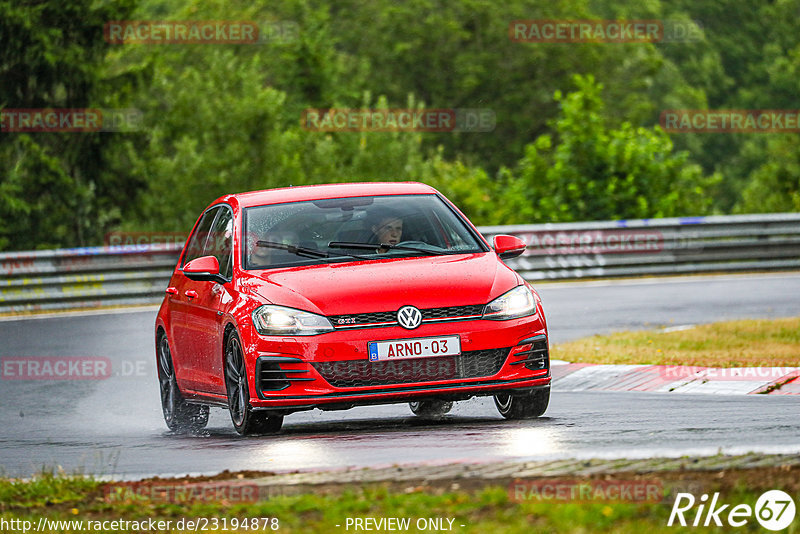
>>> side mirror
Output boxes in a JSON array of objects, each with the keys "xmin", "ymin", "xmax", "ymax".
[
  {"xmin": 493, "ymin": 235, "xmax": 527, "ymax": 260},
  {"xmin": 183, "ymin": 255, "xmax": 225, "ymax": 283}
]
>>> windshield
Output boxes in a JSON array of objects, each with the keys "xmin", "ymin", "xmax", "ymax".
[{"xmin": 242, "ymin": 194, "xmax": 486, "ymax": 269}]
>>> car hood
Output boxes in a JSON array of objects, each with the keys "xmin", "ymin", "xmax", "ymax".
[{"xmin": 241, "ymin": 253, "xmax": 520, "ymax": 315}]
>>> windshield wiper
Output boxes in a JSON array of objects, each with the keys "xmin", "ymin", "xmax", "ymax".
[
  {"xmin": 328, "ymin": 241, "xmax": 447, "ymax": 255},
  {"xmin": 256, "ymin": 240, "xmax": 330, "ymax": 259},
  {"xmin": 256, "ymin": 241, "xmax": 369, "ymax": 261}
]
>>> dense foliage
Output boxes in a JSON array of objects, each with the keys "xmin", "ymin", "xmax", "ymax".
[{"xmin": 1, "ymin": 0, "xmax": 798, "ymax": 249}]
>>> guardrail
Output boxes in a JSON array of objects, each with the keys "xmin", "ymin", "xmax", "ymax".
[
  {"xmin": 479, "ymin": 212, "xmax": 800, "ymax": 281},
  {"xmin": 0, "ymin": 245, "xmax": 181, "ymax": 314},
  {"xmin": 2, "ymin": 213, "xmax": 799, "ymax": 314}
]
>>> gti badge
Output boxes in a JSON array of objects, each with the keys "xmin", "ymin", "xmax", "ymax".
[{"xmin": 397, "ymin": 305, "xmax": 423, "ymax": 329}]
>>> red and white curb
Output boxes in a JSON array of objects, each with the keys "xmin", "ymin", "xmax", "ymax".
[{"xmin": 551, "ymin": 363, "xmax": 800, "ymax": 395}]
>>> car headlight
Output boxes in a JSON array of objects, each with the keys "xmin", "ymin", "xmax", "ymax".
[
  {"xmin": 483, "ymin": 285, "xmax": 536, "ymax": 320},
  {"xmin": 252, "ymin": 305, "xmax": 334, "ymax": 336}
]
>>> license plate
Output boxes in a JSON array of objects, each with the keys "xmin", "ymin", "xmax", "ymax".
[{"xmin": 368, "ymin": 335, "xmax": 461, "ymax": 362}]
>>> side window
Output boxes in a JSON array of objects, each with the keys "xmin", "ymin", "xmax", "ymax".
[
  {"xmin": 430, "ymin": 208, "xmax": 473, "ymax": 250},
  {"xmin": 203, "ymin": 208, "xmax": 233, "ymax": 279},
  {"xmin": 182, "ymin": 207, "xmax": 220, "ymax": 267}
]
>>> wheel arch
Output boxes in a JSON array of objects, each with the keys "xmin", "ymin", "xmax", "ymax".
[
  {"xmin": 154, "ymin": 325, "xmax": 168, "ymax": 380},
  {"xmin": 221, "ymin": 321, "xmax": 239, "ymax": 370}
]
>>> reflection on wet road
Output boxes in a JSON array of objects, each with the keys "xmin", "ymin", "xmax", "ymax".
[{"xmin": 1, "ymin": 273, "xmax": 798, "ymax": 478}]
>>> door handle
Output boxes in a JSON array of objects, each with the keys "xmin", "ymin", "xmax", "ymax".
[
  {"xmin": 185, "ymin": 290, "xmax": 198, "ymax": 298},
  {"xmin": 165, "ymin": 287, "xmax": 178, "ymax": 295}
]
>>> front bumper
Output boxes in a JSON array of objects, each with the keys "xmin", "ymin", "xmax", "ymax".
[{"xmin": 241, "ymin": 314, "xmax": 550, "ymax": 413}]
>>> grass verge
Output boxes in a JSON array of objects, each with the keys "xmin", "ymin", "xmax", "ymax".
[
  {"xmin": 551, "ymin": 317, "xmax": 800, "ymax": 367},
  {"xmin": 1, "ymin": 462, "xmax": 799, "ymax": 533}
]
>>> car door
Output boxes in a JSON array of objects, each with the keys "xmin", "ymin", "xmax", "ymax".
[
  {"xmin": 188, "ymin": 206, "xmax": 235, "ymax": 395},
  {"xmin": 169, "ymin": 206, "xmax": 222, "ymax": 393}
]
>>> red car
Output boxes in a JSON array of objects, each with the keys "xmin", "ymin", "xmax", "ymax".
[{"xmin": 155, "ymin": 182, "xmax": 551, "ymax": 435}]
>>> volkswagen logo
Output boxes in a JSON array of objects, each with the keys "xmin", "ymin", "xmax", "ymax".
[{"xmin": 397, "ymin": 305, "xmax": 423, "ymax": 329}]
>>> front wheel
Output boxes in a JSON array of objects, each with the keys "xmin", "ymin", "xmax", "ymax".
[
  {"xmin": 224, "ymin": 331, "xmax": 283, "ymax": 435},
  {"xmin": 494, "ymin": 388, "xmax": 549, "ymax": 420},
  {"xmin": 157, "ymin": 332, "xmax": 209, "ymax": 432},
  {"xmin": 409, "ymin": 400, "xmax": 453, "ymax": 417}
]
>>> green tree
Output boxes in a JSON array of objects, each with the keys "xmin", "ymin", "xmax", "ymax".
[
  {"xmin": 0, "ymin": 0, "xmax": 140, "ymax": 250},
  {"xmin": 112, "ymin": 33, "xmax": 497, "ymax": 230},
  {"xmin": 327, "ymin": 0, "xmax": 690, "ymax": 173},
  {"xmin": 729, "ymin": 36, "xmax": 800, "ymax": 215},
  {"xmin": 736, "ymin": 135, "xmax": 800, "ymax": 213},
  {"xmin": 502, "ymin": 75, "xmax": 719, "ymax": 223},
  {"xmin": 660, "ymin": 0, "xmax": 800, "ymax": 212}
]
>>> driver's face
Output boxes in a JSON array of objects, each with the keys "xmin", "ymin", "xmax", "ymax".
[
  {"xmin": 250, "ymin": 244, "xmax": 271, "ymax": 263},
  {"xmin": 249, "ymin": 231, "xmax": 297, "ymax": 265},
  {"xmin": 373, "ymin": 218, "xmax": 403, "ymax": 245}
]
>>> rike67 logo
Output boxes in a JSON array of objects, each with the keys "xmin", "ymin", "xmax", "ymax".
[{"xmin": 668, "ymin": 490, "xmax": 796, "ymax": 531}]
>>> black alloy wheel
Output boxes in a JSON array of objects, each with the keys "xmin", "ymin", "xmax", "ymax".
[
  {"xmin": 224, "ymin": 331, "xmax": 283, "ymax": 435},
  {"xmin": 494, "ymin": 388, "xmax": 550, "ymax": 419},
  {"xmin": 157, "ymin": 332, "xmax": 209, "ymax": 432},
  {"xmin": 409, "ymin": 400, "xmax": 454, "ymax": 417}
]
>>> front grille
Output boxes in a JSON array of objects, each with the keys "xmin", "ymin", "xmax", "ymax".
[
  {"xmin": 329, "ymin": 311, "xmax": 397, "ymax": 326},
  {"xmin": 328, "ymin": 304, "xmax": 485, "ymax": 328},
  {"xmin": 312, "ymin": 347, "xmax": 510, "ymax": 388},
  {"xmin": 423, "ymin": 305, "xmax": 485, "ymax": 320}
]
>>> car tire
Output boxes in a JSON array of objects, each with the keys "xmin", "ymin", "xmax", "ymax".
[
  {"xmin": 409, "ymin": 400, "xmax": 453, "ymax": 417},
  {"xmin": 157, "ymin": 332, "xmax": 209, "ymax": 432},
  {"xmin": 224, "ymin": 330, "xmax": 283, "ymax": 435},
  {"xmin": 494, "ymin": 388, "xmax": 549, "ymax": 420}
]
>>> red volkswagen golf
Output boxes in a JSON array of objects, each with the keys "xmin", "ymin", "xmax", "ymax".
[{"xmin": 155, "ymin": 182, "xmax": 551, "ymax": 435}]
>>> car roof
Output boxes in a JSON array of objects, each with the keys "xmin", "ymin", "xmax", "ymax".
[{"xmin": 219, "ymin": 182, "xmax": 439, "ymax": 209}]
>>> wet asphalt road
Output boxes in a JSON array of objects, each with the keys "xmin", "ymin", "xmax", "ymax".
[{"xmin": 0, "ymin": 273, "xmax": 798, "ymax": 479}]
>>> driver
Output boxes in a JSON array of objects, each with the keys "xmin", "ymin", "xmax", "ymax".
[
  {"xmin": 247, "ymin": 230, "xmax": 298, "ymax": 267},
  {"xmin": 368, "ymin": 210, "xmax": 404, "ymax": 253},
  {"xmin": 372, "ymin": 216, "xmax": 403, "ymax": 246}
]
